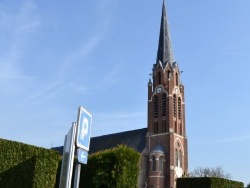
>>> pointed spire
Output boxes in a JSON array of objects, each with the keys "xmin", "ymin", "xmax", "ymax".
[{"xmin": 156, "ymin": 0, "xmax": 174, "ymax": 68}]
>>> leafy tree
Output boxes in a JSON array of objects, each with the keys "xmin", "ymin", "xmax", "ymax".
[
  {"xmin": 189, "ymin": 166, "xmax": 231, "ymax": 179},
  {"xmin": 246, "ymin": 182, "xmax": 250, "ymax": 188}
]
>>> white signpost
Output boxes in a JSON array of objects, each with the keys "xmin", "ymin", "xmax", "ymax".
[
  {"xmin": 73, "ymin": 106, "xmax": 92, "ymax": 188},
  {"xmin": 59, "ymin": 106, "xmax": 92, "ymax": 188},
  {"xmin": 59, "ymin": 123, "xmax": 76, "ymax": 188}
]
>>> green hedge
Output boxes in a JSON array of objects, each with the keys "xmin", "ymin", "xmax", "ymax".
[
  {"xmin": 0, "ymin": 138, "xmax": 61, "ymax": 188},
  {"xmin": 177, "ymin": 177, "xmax": 244, "ymax": 188},
  {"xmin": 80, "ymin": 145, "xmax": 140, "ymax": 188},
  {"xmin": 0, "ymin": 139, "xmax": 140, "ymax": 188}
]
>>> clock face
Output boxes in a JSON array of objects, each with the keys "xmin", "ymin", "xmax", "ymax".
[
  {"xmin": 175, "ymin": 88, "xmax": 179, "ymax": 94},
  {"xmin": 156, "ymin": 87, "xmax": 162, "ymax": 93}
]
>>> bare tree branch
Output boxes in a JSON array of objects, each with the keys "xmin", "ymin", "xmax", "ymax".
[{"xmin": 189, "ymin": 166, "xmax": 231, "ymax": 179}]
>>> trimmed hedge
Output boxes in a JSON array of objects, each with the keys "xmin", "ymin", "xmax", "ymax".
[
  {"xmin": 0, "ymin": 138, "xmax": 61, "ymax": 188},
  {"xmin": 0, "ymin": 139, "xmax": 140, "ymax": 188},
  {"xmin": 80, "ymin": 145, "xmax": 140, "ymax": 188},
  {"xmin": 177, "ymin": 177, "xmax": 244, "ymax": 188}
]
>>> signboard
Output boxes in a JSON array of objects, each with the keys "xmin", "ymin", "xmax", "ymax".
[
  {"xmin": 59, "ymin": 123, "xmax": 76, "ymax": 188},
  {"xmin": 76, "ymin": 106, "xmax": 92, "ymax": 151},
  {"xmin": 77, "ymin": 148, "xmax": 88, "ymax": 164}
]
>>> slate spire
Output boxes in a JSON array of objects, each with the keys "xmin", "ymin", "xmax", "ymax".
[{"xmin": 156, "ymin": 0, "xmax": 174, "ymax": 68}]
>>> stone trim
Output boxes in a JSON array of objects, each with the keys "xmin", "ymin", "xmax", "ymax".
[{"xmin": 149, "ymin": 176, "xmax": 165, "ymax": 178}]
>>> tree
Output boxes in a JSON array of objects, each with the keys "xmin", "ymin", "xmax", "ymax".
[
  {"xmin": 246, "ymin": 182, "xmax": 250, "ymax": 188},
  {"xmin": 189, "ymin": 166, "xmax": 231, "ymax": 179}
]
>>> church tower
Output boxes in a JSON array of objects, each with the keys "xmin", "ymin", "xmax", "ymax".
[{"xmin": 146, "ymin": 1, "xmax": 188, "ymax": 187}]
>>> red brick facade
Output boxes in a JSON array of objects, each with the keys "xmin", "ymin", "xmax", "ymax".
[
  {"xmin": 145, "ymin": 62, "xmax": 188, "ymax": 188},
  {"xmin": 142, "ymin": 2, "xmax": 188, "ymax": 188}
]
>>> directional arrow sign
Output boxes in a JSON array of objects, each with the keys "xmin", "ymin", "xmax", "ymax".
[{"xmin": 77, "ymin": 148, "xmax": 88, "ymax": 164}]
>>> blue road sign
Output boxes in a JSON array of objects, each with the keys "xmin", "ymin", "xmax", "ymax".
[
  {"xmin": 77, "ymin": 148, "xmax": 88, "ymax": 164},
  {"xmin": 76, "ymin": 106, "xmax": 92, "ymax": 151}
]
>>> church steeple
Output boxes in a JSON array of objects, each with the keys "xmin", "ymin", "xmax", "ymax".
[
  {"xmin": 156, "ymin": 0, "xmax": 174, "ymax": 68},
  {"xmin": 144, "ymin": 1, "xmax": 188, "ymax": 188}
]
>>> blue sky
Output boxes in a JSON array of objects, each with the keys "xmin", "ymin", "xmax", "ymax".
[{"xmin": 0, "ymin": 0, "xmax": 250, "ymax": 185}]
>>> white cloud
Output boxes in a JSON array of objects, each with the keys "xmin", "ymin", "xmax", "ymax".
[
  {"xmin": 0, "ymin": 0, "xmax": 124, "ymax": 147},
  {"xmin": 58, "ymin": 34, "xmax": 103, "ymax": 79},
  {"xmin": 16, "ymin": 81, "xmax": 61, "ymax": 106},
  {"xmin": 15, "ymin": 32, "xmax": 104, "ymax": 106},
  {"xmin": 20, "ymin": 0, "xmax": 123, "ymax": 100},
  {"xmin": 102, "ymin": 63, "xmax": 122, "ymax": 85},
  {"xmin": 0, "ymin": 0, "xmax": 40, "ymax": 85},
  {"xmin": 16, "ymin": 1, "xmax": 40, "ymax": 34}
]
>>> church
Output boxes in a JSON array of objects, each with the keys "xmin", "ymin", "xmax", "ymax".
[{"xmin": 55, "ymin": 1, "xmax": 188, "ymax": 188}]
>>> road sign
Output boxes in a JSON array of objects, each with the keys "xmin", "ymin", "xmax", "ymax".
[
  {"xmin": 77, "ymin": 148, "xmax": 88, "ymax": 164},
  {"xmin": 76, "ymin": 106, "xmax": 92, "ymax": 151},
  {"xmin": 59, "ymin": 123, "xmax": 76, "ymax": 188}
]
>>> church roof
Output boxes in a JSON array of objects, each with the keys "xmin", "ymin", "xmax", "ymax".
[
  {"xmin": 52, "ymin": 128, "xmax": 147, "ymax": 155},
  {"xmin": 155, "ymin": 0, "xmax": 174, "ymax": 69},
  {"xmin": 89, "ymin": 128, "xmax": 147, "ymax": 154}
]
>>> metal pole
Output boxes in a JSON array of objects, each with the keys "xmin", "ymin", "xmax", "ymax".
[{"xmin": 73, "ymin": 163, "xmax": 81, "ymax": 188}]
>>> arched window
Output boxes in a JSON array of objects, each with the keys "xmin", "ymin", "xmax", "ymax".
[
  {"xmin": 158, "ymin": 71, "xmax": 161, "ymax": 84},
  {"xmin": 173, "ymin": 95, "xmax": 176, "ymax": 117},
  {"xmin": 175, "ymin": 149, "xmax": 178, "ymax": 167},
  {"xmin": 176, "ymin": 72, "xmax": 179, "ymax": 86},
  {"xmin": 174, "ymin": 121, "xmax": 177, "ymax": 134},
  {"xmin": 179, "ymin": 150, "xmax": 182, "ymax": 168},
  {"xmin": 152, "ymin": 156, "xmax": 156, "ymax": 171},
  {"xmin": 168, "ymin": 70, "xmax": 171, "ymax": 80},
  {"xmin": 159, "ymin": 156, "xmax": 163, "ymax": 171},
  {"xmin": 154, "ymin": 121, "xmax": 158, "ymax": 134},
  {"xmin": 153, "ymin": 96, "xmax": 158, "ymax": 118},
  {"xmin": 162, "ymin": 94, "xmax": 166, "ymax": 116},
  {"xmin": 178, "ymin": 97, "xmax": 181, "ymax": 119},
  {"xmin": 175, "ymin": 142, "xmax": 183, "ymax": 168},
  {"xmin": 179, "ymin": 123, "xmax": 182, "ymax": 136},
  {"xmin": 162, "ymin": 120, "xmax": 167, "ymax": 133}
]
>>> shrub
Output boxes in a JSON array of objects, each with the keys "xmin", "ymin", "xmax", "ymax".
[
  {"xmin": 177, "ymin": 177, "xmax": 244, "ymax": 188},
  {"xmin": 80, "ymin": 145, "xmax": 140, "ymax": 188},
  {"xmin": 0, "ymin": 138, "xmax": 60, "ymax": 188}
]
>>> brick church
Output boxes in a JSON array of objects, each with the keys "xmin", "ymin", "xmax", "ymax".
[{"xmin": 55, "ymin": 1, "xmax": 188, "ymax": 187}]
